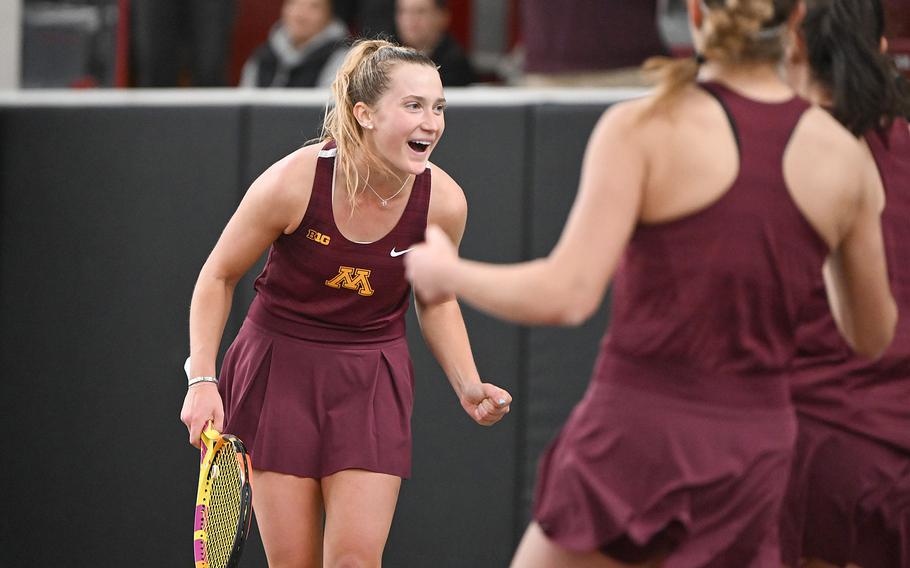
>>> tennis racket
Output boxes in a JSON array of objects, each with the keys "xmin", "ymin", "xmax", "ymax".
[
  {"xmin": 193, "ymin": 420, "xmax": 253, "ymax": 568},
  {"xmin": 185, "ymin": 356, "xmax": 253, "ymax": 567}
]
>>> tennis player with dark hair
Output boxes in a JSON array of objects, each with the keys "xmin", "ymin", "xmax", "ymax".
[
  {"xmin": 180, "ymin": 39, "xmax": 511, "ymax": 567},
  {"xmin": 779, "ymin": 1, "xmax": 910, "ymax": 566},
  {"xmin": 405, "ymin": 0, "xmax": 897, "ymax": 565}
]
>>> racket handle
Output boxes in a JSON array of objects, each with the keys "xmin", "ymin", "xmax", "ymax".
[
  {"xmin": 199, "ymin": 420, "xmax": 220, "ymax": 463},
  {"xmin": 202, "ymin": 420, "xmax": 220, "ymax": 441}
]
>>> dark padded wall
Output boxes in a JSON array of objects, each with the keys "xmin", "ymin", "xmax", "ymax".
[
  {"xmin": 520, "ymin": 104, "xmax": 613, "ymax": 523},
  {"xmin": 0, "ymin": 99, "xmax": 626, "ymax": 567},
  {"xmin": 0, "ymin": 106, "xmax": 243, "ymax": 566}
]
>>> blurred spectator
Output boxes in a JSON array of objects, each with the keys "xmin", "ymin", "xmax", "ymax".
[
  {"xmin": 239, "ymin": 0, "xmax": 350, "ymax": 88},
  {"xmin": 521, "ymin": 0, "xmax": 667, "ymax": 87},
  {"xmin": 131, "ymin": 0, "xmax": 236, "ymax": 87},
  {"xmin": 334, "ymin": 0, "xmax": 397, "ymax": 40},
  {"xmin": 396, "ymin": 0, "xmax": 475, "ymax": 86}
]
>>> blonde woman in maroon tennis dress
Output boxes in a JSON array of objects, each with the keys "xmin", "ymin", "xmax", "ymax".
[
  {"xmin": 406, "ymin": 0, "xmax": 897, "ymax": 565},
  {"xmin": 180, "ymin": 40, "xmax": 512, "ymax": 567}
]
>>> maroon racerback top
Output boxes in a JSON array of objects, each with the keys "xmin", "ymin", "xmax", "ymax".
[
  {"xmin": 596, "ymin": 82, "xmax": 826, "ymax": 407},
  {"xmin": 248, "ymin": 141, "xmax": 431, "ymax": 343},
  {"xmin": 791, "ymin": 118, "xmax": 910, "ymax": 451}
]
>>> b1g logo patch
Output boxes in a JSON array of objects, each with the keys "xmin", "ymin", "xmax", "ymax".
[
  {"xmin": 325, "ymin": 266, "xmax": 374, "ymax": 296},
  {"xmin": 306, "ymin": 229, "xmax": 331, "ymax": 246}
]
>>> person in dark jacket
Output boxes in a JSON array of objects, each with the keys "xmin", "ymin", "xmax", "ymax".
[
  {"xmin": 240, "ymin": 0, "xmax": 350, "ymax": 88},
  {"xmin": 335, "ymin": 0, "xmax": 398, "ymax": 40},
  {"xmin": 396, "ymin": 0, "xmax": 475, "ymax": 86}
]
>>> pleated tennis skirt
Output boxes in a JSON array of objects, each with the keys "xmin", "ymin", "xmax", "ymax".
[
  {"xmin": 533, "ymin": 350, "xmax": 797, "ymax": 567},
  {"xmin": 218, "ymin": 316, "xmax": 415, "ymax": 479},
  {"xmin": 780, "ymin": 412, "xmax": 910, "ymax": 568}
]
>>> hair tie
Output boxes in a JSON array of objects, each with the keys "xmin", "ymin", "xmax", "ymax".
[{"xmin": 754, "ymin": 22, "xmax": 785, "ymax": 41}]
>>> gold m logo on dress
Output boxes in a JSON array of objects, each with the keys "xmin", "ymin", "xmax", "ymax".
[{"xmin": 325, "ymin": 266, "xmax": 375, "ymax": 296}]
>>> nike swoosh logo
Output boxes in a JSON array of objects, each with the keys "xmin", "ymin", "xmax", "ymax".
[{"xmin": 390, "ymin": 247, "xmax": 412, "ymax": 258}]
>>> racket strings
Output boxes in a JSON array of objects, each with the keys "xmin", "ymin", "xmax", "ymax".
[{"xmin": 205, "ymin": 445, "xmax": 244, "ymax": 568}]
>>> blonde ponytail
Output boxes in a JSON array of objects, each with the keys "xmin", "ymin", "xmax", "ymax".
[{"xmin": 643, "ymin": 55, "xmax": 701, "ymax": 114}]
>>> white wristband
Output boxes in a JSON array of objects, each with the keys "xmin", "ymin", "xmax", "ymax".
[
  {"xmin": 184, "ymin": 356, "xmax": 217, "ymax": 387},
  {"xmin": 188, "ymin": 376, "xmax": 218, "ymax": 388}
]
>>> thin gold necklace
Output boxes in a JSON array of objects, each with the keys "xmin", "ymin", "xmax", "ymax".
[{"xmin": 363, "ymin": 174, "xmax": 411, "ymax": 208}]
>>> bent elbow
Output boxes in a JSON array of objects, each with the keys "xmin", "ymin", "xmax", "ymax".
[
  {"xmin": 530, "ymin": 261, "xmax": 604, "ymax": 326},
  {"xmin": 851, "ymin": 304, "xmax": 898, "ymax": 360},
  {"xmin": 853, "ymin": 338, "xmax": 889, "ymax": 360},
  {"xmin": 549, "ymin": 296, "xmax": 598, "ymax": 327},
  {"xmin": 200, "ymin": 262, "xmax": 241, "ymax": 289}
]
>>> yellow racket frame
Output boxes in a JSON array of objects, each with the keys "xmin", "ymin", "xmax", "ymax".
[{"xmin": 193, "ymin": 422, "xmax": 253, "ymax": 568}]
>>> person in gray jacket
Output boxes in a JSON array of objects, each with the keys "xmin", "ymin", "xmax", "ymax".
[{"xmin": 240, "ymin": 0, "xmax": 350, "ymax": 88}]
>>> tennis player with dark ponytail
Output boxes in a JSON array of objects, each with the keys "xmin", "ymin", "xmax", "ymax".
[
  {"xmin": 179, "ymin": 39, "xmax": 511, "ymax": 567},
  {"xmin": 779, "ymin": 1, "xmax": 910, "ymax": 566},
  {"xmin": 406, "ymin": 0, "xmax": 897, "ymax": 565}
]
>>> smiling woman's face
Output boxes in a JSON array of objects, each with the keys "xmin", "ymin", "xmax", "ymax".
[{"xmin": 361, "ymin": 63, "xmax": 446, "ymax": 177}]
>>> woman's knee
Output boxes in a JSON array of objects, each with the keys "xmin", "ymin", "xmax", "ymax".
[{"xmin": 324, "ymin": 548, "xmax": 382, "ymax": 568}]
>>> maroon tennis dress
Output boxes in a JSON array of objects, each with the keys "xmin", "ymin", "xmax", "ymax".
[
  {"xmin": 533, "ymin": 82, "xmax": 826, "ymax": 566},
  {"xmin": 781, "ymin": 118, "xmax": 910, "ymax": 568},
  {"xmin": 218, "ymin": 141, "xmax": 430, "ymax": 479}
]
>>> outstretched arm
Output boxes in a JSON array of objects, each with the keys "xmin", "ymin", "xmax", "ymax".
[{"xmin": 406, "ymin": 103, "xmax": 646, "ymax": 326}]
